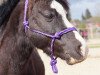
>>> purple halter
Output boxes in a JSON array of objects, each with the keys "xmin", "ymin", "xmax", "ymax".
[{"xmin": 23, "ymin": 0, "xmax": 77, "ymax": 73}]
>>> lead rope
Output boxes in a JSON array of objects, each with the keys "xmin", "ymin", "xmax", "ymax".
[{"xmin": 23, "ymin": 0, "xmax": 77, "ymax": 73}]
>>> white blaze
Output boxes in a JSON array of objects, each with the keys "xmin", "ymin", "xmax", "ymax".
[{"xmin": 50, "ymin": 0, "xmax": 86, "ymax": 56}]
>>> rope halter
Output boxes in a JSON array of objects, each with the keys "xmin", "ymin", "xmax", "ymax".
[{"xmin": 23, "ymin": 0, "xmax": 77, "ymax": 73}]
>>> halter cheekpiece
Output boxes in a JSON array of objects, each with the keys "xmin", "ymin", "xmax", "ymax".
[{"xmin": 23, "ymin": 0, "xmax": 77, "ymax": 73}]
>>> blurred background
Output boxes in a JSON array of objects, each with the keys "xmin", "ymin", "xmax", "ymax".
[
  {"xmin": 69, "ymin": 0, "xmax": 100, "ymax": 40},
  {"xmin": 39, "ymin": 0, "xmax": 100, "ymax": 75}
]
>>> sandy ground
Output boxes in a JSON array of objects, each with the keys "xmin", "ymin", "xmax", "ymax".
[{"xmin": 38, "ymin": 48, "xmax": 100, "ymax": 75}]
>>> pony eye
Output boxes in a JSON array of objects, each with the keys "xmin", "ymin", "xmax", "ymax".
[
  {"xmin": 39, "ymin": 10, "xmax": 55, "ymax": 19},
  {"xmin": 43, "ymin": 10, "xmax": 54, "ymax": 19}
]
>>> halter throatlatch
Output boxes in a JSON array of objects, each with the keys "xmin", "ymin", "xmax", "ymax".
[{"xmin": 23, "ymin": 0, "xmax": 77, "ymax": 73}]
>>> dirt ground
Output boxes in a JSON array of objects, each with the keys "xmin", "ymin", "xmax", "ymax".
[{"xmin": 38, "ymin": 48, "xmax": 100, "ymax": 75}]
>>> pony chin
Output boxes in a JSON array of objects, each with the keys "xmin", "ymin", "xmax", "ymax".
[{"xmin": 66, "ymin": 57, "xmax": 85, "ymax": 65}]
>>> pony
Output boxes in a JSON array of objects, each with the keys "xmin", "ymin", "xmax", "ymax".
[{"xmin": 0, "ymin": 0, "xmax": 88, "ymax": 75}]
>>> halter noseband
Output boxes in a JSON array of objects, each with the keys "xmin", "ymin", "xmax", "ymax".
[{"xmin": 23, "ymin": 0, "xmax": 77, "ymax": 73}]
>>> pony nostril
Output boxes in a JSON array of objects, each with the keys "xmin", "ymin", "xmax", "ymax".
[
  {"xmin": 76, "ymin": 42, "xmax": 82, "ymax": 50},
  {"xmin": 78, "ymin": 44, "xmax": 82, "ymax": 49},
  {"xmin": 75, "ymin": 43, "xmax": 83, "ymax": 55}
]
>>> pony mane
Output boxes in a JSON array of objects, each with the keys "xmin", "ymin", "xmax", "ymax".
[{"xmin": 0, "ymin": 0, "xmax": 19, "ymax": 26}]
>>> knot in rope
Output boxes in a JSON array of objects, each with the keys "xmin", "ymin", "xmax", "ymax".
[
  {"xmin": 23, "ymin": 21, "xmax": 29, "ymax": 26},
  {"xmin": 54, "ymin": 32, "xmax": 62, "ymax": 39},
  {"xmin": 23, "ymin": 21, "xmax": 29, "ymax": 31},
  {"xmin": 50, "ymin": 58, "xmax": 57, "ymax": 66},
  {"xmin": 50, "ymin": 58, "xmax": 58, "ymax": 73}
]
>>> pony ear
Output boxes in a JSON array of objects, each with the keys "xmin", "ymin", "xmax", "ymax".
[{"xmin": 55, "ymin": 0, "xmax": 69, "ymax": 11}]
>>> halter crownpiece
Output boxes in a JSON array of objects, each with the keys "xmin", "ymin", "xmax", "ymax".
[{"xmin": 23, "ymin": 0, "xmax": 77, "ymax": 73}]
